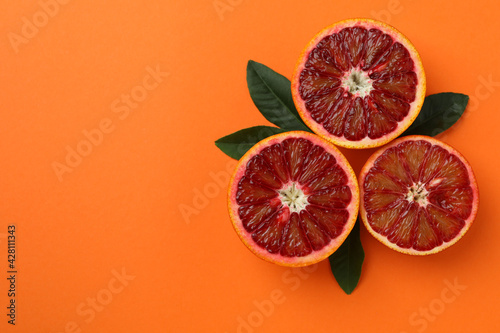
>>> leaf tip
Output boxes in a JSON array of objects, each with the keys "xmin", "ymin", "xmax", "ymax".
[
  {"xmin": 247, "ymin": 60, "xmax": 257, "ymax": 70},
  {"xmin": 343, "ymin": 288, "xmax": 354, "ymax": 295}
]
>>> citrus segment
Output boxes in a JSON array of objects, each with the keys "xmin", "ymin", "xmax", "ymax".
[
  {"xmin": 228, "ymin": 131, "xmax": 359, "ymax": 266},
  {"xmin": 292, "ymin": 19, "xmax": 426, "ymax": 149},
  {"xmin": 360, "ymin": 135, "xmax": 479, "ymax": 255}
]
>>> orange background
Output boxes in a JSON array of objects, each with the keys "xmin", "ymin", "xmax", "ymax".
[{"xmin": 1, "ymin": 0, "xmax": 499, "ymax": 332}]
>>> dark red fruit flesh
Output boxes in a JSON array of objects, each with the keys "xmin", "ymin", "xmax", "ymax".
[
  {"xmin": 299, "ymin": 26, "xmax": 418, "ymax": 140},
  {"xmin": 363, "ymin": 140, "xmax": 473, "ymax": 251},
  {"xmin": 236, "ymin": 138, "xmax": 352, "ymax": 256}
]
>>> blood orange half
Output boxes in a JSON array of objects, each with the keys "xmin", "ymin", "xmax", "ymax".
[
  {"xmin": 291, "ymin": 19, "xmax": 426, "ymax": 149},
  {"xmin": 359, "ymin": 135, "xmax": 479, "ymax": 255},
  {"xmin": 228, "ymin": 131, "xmax": 359, "ymax": 266}
]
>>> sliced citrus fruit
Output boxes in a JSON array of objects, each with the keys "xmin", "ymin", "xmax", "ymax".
[
  {"xmin": 228, "ymin": 131, "xmax": 359, "ymax": 266},
  {"xmin": 291, "ymin": 18, "xmax": 426, "ymax": 149},
  {"xmin": 359, "ymin": 135, "xmax": 479, "ymax": 255}
]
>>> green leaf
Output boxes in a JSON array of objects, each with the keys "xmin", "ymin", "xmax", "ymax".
[
  {"xmin": 247, "ymin": 60, "xmax": 311, "ymax": 132},
  {"xmin": 401, "ymin": 93, "xmax": 469, "ymax": 137},
  {"xmin": 329, "ymin": 219, "xmax": 364, "ymax": 295},
  {"xmin": 215, "ymin": 126, "xmax": 288, "ymax": 160}
]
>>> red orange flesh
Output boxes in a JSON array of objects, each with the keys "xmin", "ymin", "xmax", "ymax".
[
  {"xmin": 292, "ymin": 19, "xmax": 426, "ymax": 149},
  {"xmin": 228, "ymin": 131, "xmax": 359, "ymax": 266},
  {"xmin": 359, "ymin": 135, "xmax": 479, "ymax": 255}
]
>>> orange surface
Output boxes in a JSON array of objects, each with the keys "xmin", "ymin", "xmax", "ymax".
[{"xmin": 0, "ymin": 1, "xmax": 499, "ymax": 332}]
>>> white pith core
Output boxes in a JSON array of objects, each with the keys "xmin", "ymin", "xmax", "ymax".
[
  {"xmin": 405, "ymin": 182, "xmax": 429, "ymax": 207},
  {"xmin": 278, "ymin": 182, "xmax": 308, "ymax": 213},
  {"xmin": 341, "ymin": 68, "xmax": 373, "ymax": 97}
]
